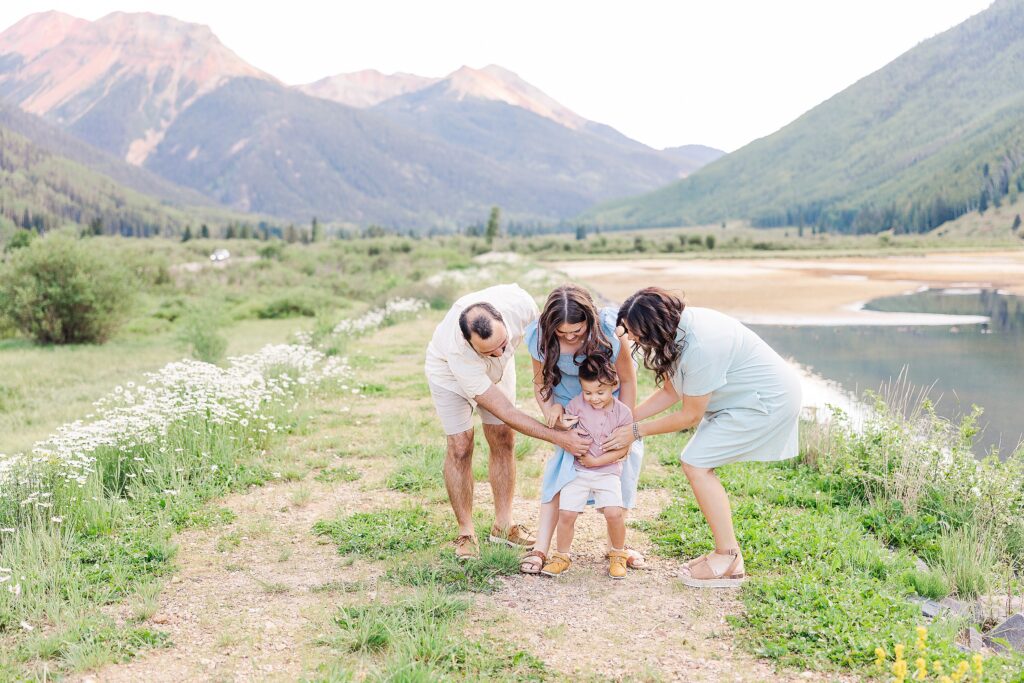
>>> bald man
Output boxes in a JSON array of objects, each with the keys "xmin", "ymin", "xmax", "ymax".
[{"xmin": 425, "ymin": 283, "xmax": 591, "ymax": 560}]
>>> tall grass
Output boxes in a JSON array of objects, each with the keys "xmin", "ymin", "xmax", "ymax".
[{"xmin": 806, "ymin": 373, "xmax": 1024, "ymax": 603}]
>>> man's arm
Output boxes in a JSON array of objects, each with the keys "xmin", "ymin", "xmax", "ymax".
[{"xmin": 475, "ymin": 385, "xmax": 590, "ymax": 456}]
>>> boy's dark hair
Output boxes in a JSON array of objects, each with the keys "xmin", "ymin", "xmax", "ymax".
[
  {"xmin": 578, "ymin": 355, "xmax": 618, "ymax": 386},
  {"xmin": 458, "ymin": 302, "xmax": 504, "ymax": 341}
]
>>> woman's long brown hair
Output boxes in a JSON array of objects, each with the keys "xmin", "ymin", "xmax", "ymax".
[
  {"xmin": 616, "ymin": 287, "xmax": 684, "ymax": 386},
  {"xmin": 536, "ymin": 285, "xmax": 613, "ymax": 401}
]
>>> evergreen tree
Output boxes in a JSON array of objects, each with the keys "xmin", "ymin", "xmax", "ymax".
[
  {"xmin": 285, "ymin": 224, "xmax": 298, "ymax": 244},
  {"xmin": 88, "ymin": 217, "xmax": 103, "ymax": 236},
  {"xmin": 705, "ymin": 235, "xmax": 716, "ymax": 250},
  {"xmin": 239, "ymin": 224, "xmax": 251, "ymax": 240},
  {"xmin": 575, "ymin": 225, "xmax": 587, "ymax": 240},
  {"xmin": 181, "ymin": 225, "xmax": 193, "ymax": 242},
  {"xmin": 485, "ymin": 206, "xmax": 501, "ymax": 244},
  {"xmin": 311, "ymin": 217, "xmax": 322, "ymax": 242},
  {"xmin": 1013, "ymin": 214, "xmax": 1022, "ymax": 232},
  {"xmin": 225, "ymin": 224, "xmax": 237, "ymax": 240},
  {"xmin": 200, "ymin": 224, "xmax": 210, "ymax": 239}
]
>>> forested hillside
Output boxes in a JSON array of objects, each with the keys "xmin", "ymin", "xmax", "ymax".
[{"xmin": 586, "ymin": 0, "xmax": 1024, "ymax": 234}]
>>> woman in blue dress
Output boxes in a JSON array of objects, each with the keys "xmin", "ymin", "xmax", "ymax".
[{"xmin": 518, "ymin": 284, "xmax": 647, "ymax": 574}]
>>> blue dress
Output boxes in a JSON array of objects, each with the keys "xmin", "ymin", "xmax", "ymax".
[{"xmin": 525, "ymin": 307, "xmax": 645, "ymax": 508}]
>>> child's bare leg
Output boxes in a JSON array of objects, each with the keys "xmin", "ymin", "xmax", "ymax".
[
  {"xmin": 555, "ymin": 510, "xmax": 579, "ymax": 553},
  {"xmin": 603, "ymin": 506, "xmax": 626, "ymax": 549}
]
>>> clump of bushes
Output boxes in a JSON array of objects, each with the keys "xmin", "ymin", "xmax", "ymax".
[
  {"xmin": 176, "ymin": 301, "xmax": 228, "ymax": 364},
  {"xmin": 0, "ymin": 233, "xmax": 134, "ymax": 344}
]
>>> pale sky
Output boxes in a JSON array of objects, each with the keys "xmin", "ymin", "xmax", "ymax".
[{"xmin": 0, "ymin": 1, "xmax": 994, "ymax": 151}]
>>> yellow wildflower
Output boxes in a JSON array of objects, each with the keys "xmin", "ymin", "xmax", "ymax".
[
  {"xmin": 972, "ymin": 653, "xmax": 983, "ymax": 676},
  {"xmin": 933, "ymin": 660, "xmax": 944, "ymax": 674},
  {"xmin": 875, "ymin": 646, "xmax": 888, "ymax": 668},
  {"xmin": 895, "ymin": 643, "xmax": 905, "ymax": 661},
  {"xmin": 914, "ymin": 657, "xmax": 928, "ymax": 681},
  {"xmin": 892, "ymin": 658, "xmax": 908, "ymax": 682},
  {"xmin": 939, "ymin": 677, "xmax": 952, "ymax": 683}
]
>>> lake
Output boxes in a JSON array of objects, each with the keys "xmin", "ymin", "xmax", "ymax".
[{"xmin": 751, "ymin": 289, "xmax": 1024, "ymax": 455}]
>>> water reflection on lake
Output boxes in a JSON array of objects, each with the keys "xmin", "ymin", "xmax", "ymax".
[{"xmin": 751, "ymin": 289, "xmax": 1024, "ymax": 455}]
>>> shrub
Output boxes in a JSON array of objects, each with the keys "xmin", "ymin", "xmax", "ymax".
[
  {"xmin": 933, "ymin": 525, "xmax": 995, "ymax": 599},
  {"xmin": 176, "ymin": 302, "xmax": 228, "ymax": 364},
  {"xmin": 903, "ymin": 567, "xmax": 950, "ymax": 599},
  {"xmin": 3, "ymin": 229, "xmax": 34, "ymax": 253},
  {"xmin": 0, "ymin": 234, "xmax": 134, "ymax": 344}
]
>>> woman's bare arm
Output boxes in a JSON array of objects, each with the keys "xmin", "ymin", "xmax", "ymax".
[
  {"xmin": 614, "ymin": 341, "xmax": 638, "ymax": 411},
  {"xmin": 633, "ymin": 383, "xmax": 680, "ymax": 421},
  {"xmin": 531, "ymin": 357, "xmax": 564, "ymax": 428},
  {"xmin": 639, "ymin": 393, "xmax": 710, "ymax": 436}
]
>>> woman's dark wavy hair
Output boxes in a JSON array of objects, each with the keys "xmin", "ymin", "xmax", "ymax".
[
  {"xmin": 535, "ymin": 284, "xmax": 613, "ymax": 401},
  {"xmin": 616, "ymin": 287, "xmax": 684, "ymax": 387}
]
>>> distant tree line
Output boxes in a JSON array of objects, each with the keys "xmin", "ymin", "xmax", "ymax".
[{"xmin": 752, "ymin": 151, "xmax": 1024, "ymax": 234}]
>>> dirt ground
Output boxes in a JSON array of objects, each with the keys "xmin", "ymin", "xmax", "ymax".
[{"xmin": 551, "ymin": 251, "xmax": 1024, "ymax": 324}]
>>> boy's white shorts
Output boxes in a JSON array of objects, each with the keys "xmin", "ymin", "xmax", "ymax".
[{"xmin": 559, "ymin": 469, "xmax": 623, "ymax": 512}]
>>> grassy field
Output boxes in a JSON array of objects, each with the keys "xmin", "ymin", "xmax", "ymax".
[{"xmin": 2, "ymin": 233, "xmax": 1024, "ymax": 680}]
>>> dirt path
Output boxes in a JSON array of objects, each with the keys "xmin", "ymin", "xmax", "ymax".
[{"xmin": 77, "ymin": 318, "xmax": 834, "ymax": 682}]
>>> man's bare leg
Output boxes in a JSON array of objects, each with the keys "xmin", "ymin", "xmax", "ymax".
[
  {"xmin": 443, "ymin": 428, "xmax": 476, "ymax": 536},
  {"xmin": 483, "ymin": 422, "xmax": 515, "ymax": 531}
]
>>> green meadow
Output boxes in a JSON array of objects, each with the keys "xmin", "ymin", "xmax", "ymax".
[{"xmin": 0, "ymin": 233, "xmax": 1022, "ymax": 680}]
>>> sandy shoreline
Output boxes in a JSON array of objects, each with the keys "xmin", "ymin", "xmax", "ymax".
[{"xmin": 550, "ymin": 251, "xmax": 1024, "ymax": 326}]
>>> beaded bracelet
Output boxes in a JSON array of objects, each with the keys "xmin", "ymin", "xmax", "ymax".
[{"xmin": 632, "ymin": 422, "xmax": 642, "ymax": 441}]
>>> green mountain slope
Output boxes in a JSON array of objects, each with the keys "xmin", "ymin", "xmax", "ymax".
[
  {"xmin": 587, "ymin": 0, "xmax": 1024, "ymax": 233},
  {"xmin": 0, "ymin": 120, "xmax": 245, "ymax": 238},
  {"xmin": 0, "ymin": 100, "xmax": 213, "ymax": 207}
]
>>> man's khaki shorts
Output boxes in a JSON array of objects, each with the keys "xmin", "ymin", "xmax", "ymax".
[{"xmin": 427, "ymin": 364, "xmax": 517, "ymax": 435}]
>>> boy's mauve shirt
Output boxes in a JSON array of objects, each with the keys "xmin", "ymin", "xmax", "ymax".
[{"xmin": 565, "ymin": 394, "xmax": 634, "ymax": 475}]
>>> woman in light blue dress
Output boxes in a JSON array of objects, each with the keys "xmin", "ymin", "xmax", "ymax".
[
  {"xmin": 604, "ymin": 287, "xmax": 802, "ymax": 588},
  {"xmin": 518, "ymin": 284, "xmax": 646, "ymax": 574}
]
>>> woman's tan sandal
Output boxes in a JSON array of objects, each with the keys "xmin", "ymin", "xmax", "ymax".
[
  {"xmin": 519, "ymin": 550, "xmax": 547, "ymax": 575},
  {"xmin": 540, "ymin": 551, "xmax": 571, "ymax": 577},
  {"xmin": 679, "ymin": 548, "xmax": 745, "ymax": 588},
  {"xmin": 625, "ymin": 548, "xmax": 647, "ymax": 569}
]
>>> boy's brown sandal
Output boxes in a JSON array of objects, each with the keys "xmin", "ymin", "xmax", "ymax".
[
  {"xmin": 608, "ymin": 549, "xmax": 629, "ymax": 579},
  {"xmin": 540, "ymin": 551, "xmax": 571, "ymax": 577}
]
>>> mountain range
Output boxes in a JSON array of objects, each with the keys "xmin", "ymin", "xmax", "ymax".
[
  {"xmin": 0, "ymin": 11, "xmax": 721, "ymax": 228},
  {"xmin": 586, "ymin": 0, "xmax": 1024, "ymax": 233}
]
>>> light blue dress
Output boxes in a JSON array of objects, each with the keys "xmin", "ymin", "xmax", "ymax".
[
  {"xmin": 672, "ymin": 307, "xmax": 802, "ymax": 468},
  {"xmin": 525, "ymin": 307, "xmax": 644, "ymax": 508}
]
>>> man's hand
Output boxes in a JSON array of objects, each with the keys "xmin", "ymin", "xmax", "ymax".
[{"xmin": 557, "ymin": 429, "xmax": 591, "ymax": 457}]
